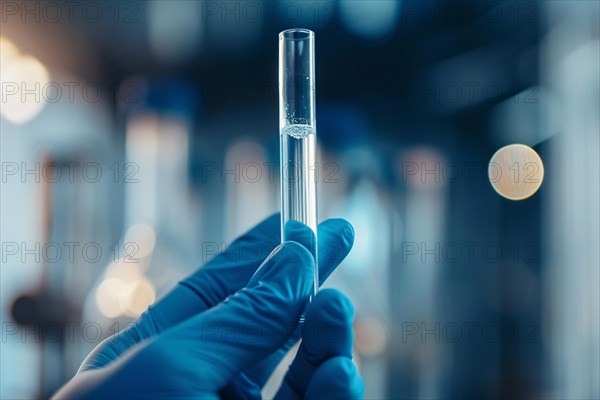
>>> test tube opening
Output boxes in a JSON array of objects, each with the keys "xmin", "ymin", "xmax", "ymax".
[{"xmin": 280, "ymin": 28, "xmax": 313, "ymax": 40}]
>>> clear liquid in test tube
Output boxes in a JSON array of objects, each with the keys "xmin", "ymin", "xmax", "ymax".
[{"xmin": 279, "ymin": 29, "xmax": 318, "ymax": 298}]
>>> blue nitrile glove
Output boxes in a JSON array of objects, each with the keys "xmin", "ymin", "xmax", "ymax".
[{"xmin": 53, "ymin": 214, "xmax": 364, "ymax": 399}]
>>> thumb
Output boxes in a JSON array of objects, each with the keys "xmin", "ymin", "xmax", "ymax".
[{"xmin": 160, "ymin": 241, "xmax": 314, "ymax": 392}]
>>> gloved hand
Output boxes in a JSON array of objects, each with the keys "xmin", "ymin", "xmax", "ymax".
[{"xmin": 53, "ymin": 214, "xmax": 364, "ymax": 399}]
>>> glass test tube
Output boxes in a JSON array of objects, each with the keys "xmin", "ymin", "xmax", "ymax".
[{"xmin": 279, "ymin": 29, "xmax": 318, "ymax": 298}]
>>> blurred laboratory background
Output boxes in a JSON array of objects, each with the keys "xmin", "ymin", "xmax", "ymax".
[{"xmin": 1, "ymin": 1, "xmax": 599, "ymax": 399}]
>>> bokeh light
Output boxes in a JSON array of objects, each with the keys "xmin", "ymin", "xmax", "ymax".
[
  {"xmin": 95, "ymin": 278, "xmax": 126, "ymax": 318},
  {"xmin": 121, "ymin": 277, "xmax": 156, "ymax": 317},
  {"xmin": 124, "ymin": 224, "xmax": 157, "ymax": 261},
  {"xmin": 339, "ymin": 0, "xmax": 399, "ymax": 39},
  {"xmin": 95, "ymin": 261, "xmax": 156, "ymax": 318},
  {"xmin": 0, "ymin": 37, "xmax": 19, "ymax": 67},
  {"xmin": 0, "ymin": 37, "xmax": 49, "ymax": 125},
  {"xmin": 488, "ymin": 144, "xmax": 544, "ymax": 200}
]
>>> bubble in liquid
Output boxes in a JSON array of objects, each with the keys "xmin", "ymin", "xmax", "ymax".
[{"xmin": 282, "ymin": 124, "xmax": 314, "ymax": 139}]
